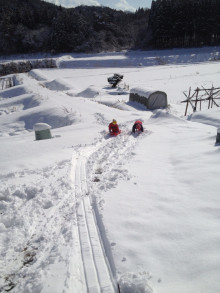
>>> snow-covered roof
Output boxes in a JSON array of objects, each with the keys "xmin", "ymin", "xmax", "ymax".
[
  {"xmin": 130, "ymin": 86, "xmax": 162, "ymax": 98},
  {"xmin": 33, "ymin": 123, "xmax": 51, "ymax": 131}
]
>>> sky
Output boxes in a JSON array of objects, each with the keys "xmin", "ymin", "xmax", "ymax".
[{"xmin": 44, "ymin": 0, "xmax": 153, "ymax": 12}]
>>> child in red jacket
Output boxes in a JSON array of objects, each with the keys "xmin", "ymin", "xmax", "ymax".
[
  {"xmin": 109, "ymin": 119, "xmax": 121, "ymax": 136},
  {"xmin": 132, "ymin": 120, "xmax": 143, "ymax": 133}
]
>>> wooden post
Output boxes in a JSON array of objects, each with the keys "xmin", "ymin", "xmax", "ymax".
[
  {"xmin": 183, "ymin": 85, "xmax": 220, "ymax": 115},
  {"xmin": 185, "ymin": 100, "xmax": 189, "ymax": 116},
  {"xmin": 208, "ymin": 96, "xmax": 211, "ymax": 109},
  {"xmin": 194, "ymin": 87, "xmax": 199, "ymax": 111},
  {"xmin": 184, "ymin": 87, "xmax": 191, "ymax": 116},
  {"xmin": 216, "ymin": 128, "xmax": 220, "ymax": 144},
  {"xmin": 211, "ymin": 87, "xmax": 214, "ymax": 108},
  {"xmin": 183, "ymin": 87, "xmax": 191, "ymax": 116}
]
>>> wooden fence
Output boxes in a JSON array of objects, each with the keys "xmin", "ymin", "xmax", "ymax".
[
  {"xmin": 182, "ymin": 86, "xmax": 220, "ymax": 116},
  {"xmin": 0, "ymin": 76, "xmax": 15, "ymax": 90}
]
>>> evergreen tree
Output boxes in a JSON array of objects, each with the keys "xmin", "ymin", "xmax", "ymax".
[{"xmin": 147, "ymin": 0, "xmax": 220, "ymax": 49}]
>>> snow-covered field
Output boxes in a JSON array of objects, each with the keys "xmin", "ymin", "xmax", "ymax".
[{"xmin": 0, "ymin": 47, "xmax": 220, "ymax": 293}]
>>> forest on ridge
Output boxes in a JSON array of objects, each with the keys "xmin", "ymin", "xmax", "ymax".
[{"xmin": 0, "ymin": 0, "xmax": 220, "ymax": 55}]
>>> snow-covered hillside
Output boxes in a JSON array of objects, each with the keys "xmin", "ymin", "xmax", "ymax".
[{"xmin": 0, "ymin": 47, "xmax": 220, "ymax": 293}]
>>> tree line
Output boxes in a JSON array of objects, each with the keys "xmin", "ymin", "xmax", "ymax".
[
  {"xmin": 0, "ymin": 0, "xmax": 149, "ymax": 54},
  {"xmin": 0, "ymin": 0, "xmax": 220, "ymax": 55},
  {"xmin": 148, "ymin": 0, "xmax": 220, "ymax": 48}
]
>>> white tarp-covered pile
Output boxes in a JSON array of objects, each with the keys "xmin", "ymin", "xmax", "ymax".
[{"xmin": 129, "ymin": 86, "xmax": 168, "ymax": 110}]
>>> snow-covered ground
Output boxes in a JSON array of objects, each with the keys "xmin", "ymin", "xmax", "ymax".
[{"xmin": 0, "ymin": 47, "xmax": 220, "ymax": 293}]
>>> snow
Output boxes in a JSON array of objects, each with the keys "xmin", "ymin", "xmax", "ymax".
[
  {"xmin": 130, "ymin": 87, "xmax": 156, "ymax": 97},
  {"xmin": 0, "ymin": 47, "xmax": 220, "ymax": 293},
  {"xmin": 189, "ymin": 108, "xmax": 220, "ymax": 128},
  {"xmin": 33, "ymin": 123, "xmax": 51, "ymax": 131}
]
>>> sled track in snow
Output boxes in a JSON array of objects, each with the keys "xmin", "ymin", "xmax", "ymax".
[
  {"xmin": 72, "ymin": 146, "xmax": 117, "ymax": 293},
  {"xmin": 71, "ymin": 131, "xmax": 150, "ymax": 293}
]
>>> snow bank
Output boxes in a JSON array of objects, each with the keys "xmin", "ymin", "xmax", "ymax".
[
  {"xmin": 0, "ymin": 94, "xmax": 41, "ymax": 113},
  {"xmin": 43, "ymin": 78, "xmax": 72, "ymax": 91},
  {"xmin": 29, "ymin": 69, "xmax": 48, "ymax": 81},
  {"xmin": 189, "ymin": 108, "xmax": 220, "ymax": 128},
  {"xmin": 66, "ymin": 88, "xmax": 80, "ymax": 97},
  {"xmin": 18, "ymin": 106, "xmax": 81, "ymax": 130},
  {"xmin": 56, "ymin": 55, "xmax": 75, "ymax": 68},
  {"xmin": 0, "ymin": 105, "xmax": 81, "ymax": 136},
  {"xmin": 76, "ymin": 86, "xmax": 100, "ymax": 98},
  {"xmin": 94, "ymin": 96, "xmax": 137, "ymax": 111},
  {"xmin": 119, "ymin": 272, "xmax": 153, "ymax": 293},
  {"xmin": 0, "ymin": 85, "xmax": 29, "ymax": 99},
  {"xmin": 149, "ymin": 109, "xmax": 187, "ymax": 124},
  {"xmin": 57, "ymin": 46, "xmax": 220, "ymax": 69}
]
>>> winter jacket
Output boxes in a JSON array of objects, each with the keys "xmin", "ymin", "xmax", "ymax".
[
  {"xmin": 109, "ymin": 123, "xmax": 120, "ymax": 133},
  {"xmin": 132, "ymin": 120, "xmax": 143, "ymax": 132}
]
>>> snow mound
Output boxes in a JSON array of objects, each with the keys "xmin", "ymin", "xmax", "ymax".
[
  {"xmin": 19, "ymin": 106, "xmax": 81, "ymax": 130},
  {"xmin": 119, "ymin": 272, "xmax": 153, "ymax": 293},
  {"xmin": 29, "ymin": 69, "xmax": 48, "ymax": 81},
  {"xmin": 149, "ymin": 109, "xmax": 186, "ymax": 124},
  {"xmin": 0, "ymin": 94, "xmax": 41, "ymax": 114},
  {"xmin": 56, "ymin": 55, "xmax": 74, "ymax": 68},
  {"xmin": 190, "ymin": 108, "xmax": 220, "ymax": 128},
  {"xmin": 42, "ymin": 78, "xmax": 72, "ymax": 91},
  {"xmin": 76, "ymin": 86, "xmax": 100, "ymax": 98},
  {"xmin": 66, "ymin": 89, "xmax": 80, "ymax": 97},
  {"xmin": 0, "ymin": 85, "xmax": 29, "ymax": 99},
  {"xmin": 95, "ymin": 96, "xmax": 135, "ymax": 111},
  {"xmin": 0, "ymin": 105, "xmax": 81, "ymax": 135},
  {"xmin": 127, "ymin": 101, "xmax": 148, "ymax": 111},
  {"xmin": 65, "ymin": 86, "xmax": 80, "ymax": 97}
]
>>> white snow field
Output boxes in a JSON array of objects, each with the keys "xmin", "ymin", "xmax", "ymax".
[{"xmin": 0, "ymin": 47, "xmax": 220, "ymax": 293}]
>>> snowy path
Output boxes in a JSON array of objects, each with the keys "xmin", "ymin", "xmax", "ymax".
[
  {"xmin": 72, "ymin": 146, "xmax": 117, "ymax": 293},
  {"xmin": 71, "ymin": 131, "xmax": 148, "ymax": 293}
]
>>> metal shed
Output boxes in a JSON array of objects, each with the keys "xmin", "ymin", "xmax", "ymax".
[{"xmin": 130, "ymin": 87, "xmax": 168, "ymax": 110}]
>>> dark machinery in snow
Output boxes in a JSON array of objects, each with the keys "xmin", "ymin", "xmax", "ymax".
[{"xmin": 107, "ymin": 73, "xmax": 123, "ymax": 87}]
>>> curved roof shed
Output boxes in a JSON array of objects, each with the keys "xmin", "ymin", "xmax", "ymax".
[{"xmin": 130, "ymin": 87, "xmax": 168, "ymax": 110}]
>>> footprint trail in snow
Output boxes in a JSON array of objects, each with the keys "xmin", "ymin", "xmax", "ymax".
[{"xmin": 71, "ymin": 130, "xmax": 149, "ymax": 293}]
